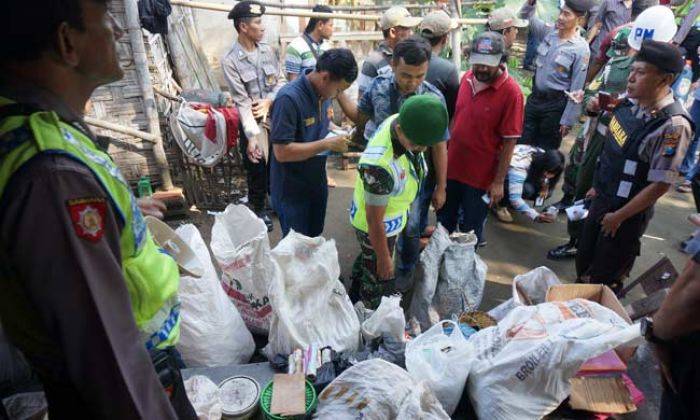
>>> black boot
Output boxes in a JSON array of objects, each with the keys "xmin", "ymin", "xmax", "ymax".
[{"xmin": 547, "ymin": 239, "xmax": 577, "ymax": 260}]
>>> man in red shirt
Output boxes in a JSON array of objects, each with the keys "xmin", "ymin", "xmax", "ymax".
[{"xmin": 438, "ymin": 31, "xmax": 524, "ymax": 241}]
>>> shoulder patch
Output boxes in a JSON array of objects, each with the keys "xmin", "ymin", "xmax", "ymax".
[
  {"xmin": 359, "ymin": 165, "xmax": 394, "ymax": 195},
  {"xmin": 67, "ymin": 197, "xmax": 107, "ymax": 242},
  {"xmin": 661, "ymin": 125, "xmax": 684, "ymax": 157}
]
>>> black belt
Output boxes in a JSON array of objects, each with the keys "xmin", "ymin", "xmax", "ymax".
[{"xmin": 530, "ymin": 89, "xmax": 566, "ymax": 100}]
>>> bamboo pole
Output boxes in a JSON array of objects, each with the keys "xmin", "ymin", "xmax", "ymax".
[
  {"xmin": 450, "ymin": 0, "xmax": 462, "ymax": 71},
  {"xmin": 236, "ymin": 0, "xmax": 493, "ymax": 11},
  {"xmin": 170, "ymin": 0, "xmax": 486, "ymax": 24},
  {"xmin": 125, "ymin": 0, "xmax": 175, "ymax": 190},
  {"xmin": 85, "ymin": 116, "xmax": 159, "ymax": 143}
]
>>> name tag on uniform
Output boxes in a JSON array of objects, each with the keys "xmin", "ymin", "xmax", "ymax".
[
  {"xmin": 304, "ymin": 117, "xmax": 316, "ymax": 126},
  {"xmin": 617, "ymin": 181, "xmax": 633, "ymax": 198},
  {"xmin": 623, "ymin": 160, "xmax": 637, "ymax": 176}
]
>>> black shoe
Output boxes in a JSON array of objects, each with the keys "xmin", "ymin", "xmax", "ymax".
[
  {"xmin": 553, "ymin": 196, "xmax": 574, "ymax": 212},
  {"xmin": 547, "ymin": 242, "xmax": 577, "ymax": 260}
]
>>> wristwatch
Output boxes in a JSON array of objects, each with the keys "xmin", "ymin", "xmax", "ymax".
[{"xmin": 640, "ymin": 317, "xmax": 665, "ymax": 344}]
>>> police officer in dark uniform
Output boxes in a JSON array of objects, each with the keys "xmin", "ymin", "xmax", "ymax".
[
  {"xmin": 577, "ymin": 40, "xmax": 694, "ymax": 293},
  {"xmin": 519, "ymin": 0, "xmax": 593, "ymax": 150}
]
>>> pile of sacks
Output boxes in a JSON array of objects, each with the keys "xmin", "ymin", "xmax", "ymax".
[
  {"xmin": 176, "ymin": 204, "xmax": 362, "ymax": 368},
  {"xmin": 173, "ymin": 207, "xmax": 642, "ymax": 419}
]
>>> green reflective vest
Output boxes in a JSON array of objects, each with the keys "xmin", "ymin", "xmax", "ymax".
[
  {"xmin": 350, "ymin": 115, "xmax": 425, "ymax": 236},
  {"xmin": 0, "ymin": 97, "xmax": 180, "ymax": 350}
]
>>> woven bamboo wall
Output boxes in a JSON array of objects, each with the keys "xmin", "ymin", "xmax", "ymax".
[{"xmin": 88, "ymin": 0, "xmax": 181, "ymax": 186}]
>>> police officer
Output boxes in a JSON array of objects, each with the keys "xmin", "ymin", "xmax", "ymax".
[
  {"xmin": 549, "ymin": 27, "xmax": 636, "ymax": 259},
  {"xmin": 223, "ymin": 1, "xmax": 286, "ymax": 231},
  {"xmin": 549, "ymin": 8, "xmax": 680, "ymax": 260},
  {"xmin": 577, "ymin": 40, "xmax": 694, "ymax": 293},
  {"xmin": 349, "ymin": 95, "xmax": 448, "ymax": 309},
  {"xmin": 519, "ymin": 0, "xmax": 593, "ymax": 150},
  {"xmin": 0, "ymin": 1, "xmax": 193, "ymax": 418}
]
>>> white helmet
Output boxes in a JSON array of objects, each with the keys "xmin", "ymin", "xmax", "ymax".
[{"xmin": 627, "ymin": 5, "xmax": 677, "ymax": 50}]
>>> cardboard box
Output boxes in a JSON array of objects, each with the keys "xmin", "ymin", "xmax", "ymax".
[
  {"xmin": 569, "ymin": 376, "xmax": 637, "ymax": 414},
  {"xmin": 545, "ymin": 284, "xmax": 636, "ymax": 361}
]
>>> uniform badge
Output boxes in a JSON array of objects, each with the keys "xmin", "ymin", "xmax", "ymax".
[
  {"xmin": 67, "ymin": 197, "xmax": 107, "ymax": 242},
  {"xmin": 304, "ymin": 117, "xmax": 316, "ymax": 126},
  {"xmin": 662, "ymin": 127, "xmax": 682, "ymax": 157}
]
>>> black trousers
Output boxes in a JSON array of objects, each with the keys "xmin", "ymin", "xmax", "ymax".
[
  {"xmin": 659, "ymin": 332, "xmax": 700, "ymax": 420},
  {"xmin": 238, "ymin": 126, "xmax": 269, "ymax": 212},
  {"xmin": 692, "ymin": 169, "xmax": 700, "ymax": 213},
  {"xmin": 576, "ymin": 196, "xmax": 652, "ymax": 285},
  {"xmin": 520, "ymin": 92, "xmax": 568, "ymax": 150}
]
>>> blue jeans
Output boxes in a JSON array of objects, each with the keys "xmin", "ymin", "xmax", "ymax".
[
  {"xmin": 523, "ymin": 30, "xmax": 540, "ymax": 68},
  {"xmin": 396, "ymin": 178, "xmax": 434, "ymax": 275},
  {"xmin": 437, "ymin": 180, "xmax": 488, "ymax": 242},
  {"xmin": 680, "ymin": 99, "xmax": 700, "ymax": 177}
]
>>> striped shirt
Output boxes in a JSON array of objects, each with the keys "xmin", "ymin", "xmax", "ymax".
[
  {"xmin": 506, "ymin": 145, "xmax": 542, "ymax": 220},
  {"xmin": 284, "ymin": 34, "xmax": 331, "ymax": 76}
]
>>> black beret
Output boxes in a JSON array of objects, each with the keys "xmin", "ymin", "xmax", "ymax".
[
  {"xmin": 635, "ymin": 39, "xmax": 685, "ymax": 74},
  {"xmin": 564, "ymin": 0, "xmax": 596, "ymax": 14},
  {"xmin": 228, "ymin": 1, "xmax": 265, "ymax": 20}
]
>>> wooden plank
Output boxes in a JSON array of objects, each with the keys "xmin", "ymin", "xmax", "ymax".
[
  {"xmin": 624, "ymin": 288, "xmax": 670, "ymax": 320},
  {"xmin": 270, "ymin": 374, "xmax": 306, "ymax": 417}
]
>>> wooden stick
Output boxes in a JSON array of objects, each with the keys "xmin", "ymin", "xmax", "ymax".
[
  {"xmin": 170, "ymin": 0, "xmax": 486, "ymax": 24},
  {"xmin": 125, "ymin": 0, "xmax": 174, "ymax": 190},
  {"xmin": 84, "ymin": 116, "xmax": 159, "ymax": 143},
  {"xmin": 245, "ymin": 1, "xmax": 494, "ymax": 11},
  {"xmin": 154, "ymin": 87, "xmax": 183, "ymax": 102}
]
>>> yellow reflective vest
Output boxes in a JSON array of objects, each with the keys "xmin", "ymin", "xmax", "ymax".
[
  {"xmin": 0, "ymin": 97, "xmax": 180, "ymax": 350},
  {"xmin": 350, "ymin": 115, "xmax": 425, "ymax": 236}
]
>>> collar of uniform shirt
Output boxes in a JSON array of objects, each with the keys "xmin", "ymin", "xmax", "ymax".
[
  {"xmin": 390, "ymin": 121, "xmax": 408, "ymax": 158},
  {"xmin": 631, "ymin": 91, "xmax": 675, "ymax": 119},
  {"xmin": 0, "ymin": 83, "xmax": 86, "ymax": 125},
  {"xmin": 390, "ymin": 74, "xmax": 427, "ymax": 99}
]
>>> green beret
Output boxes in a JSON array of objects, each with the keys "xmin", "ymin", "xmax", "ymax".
[{"xmin": 398, "ymin": 95, "xmax": 448, "ymax": 147}]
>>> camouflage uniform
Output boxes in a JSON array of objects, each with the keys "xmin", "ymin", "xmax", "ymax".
[{"xmin": 350, "ymin": 230, "xmax": 399, "ymax": 310}]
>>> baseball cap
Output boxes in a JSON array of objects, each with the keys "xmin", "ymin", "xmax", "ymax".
[
  {"xmin": 398, "ymin": 95, "xmax": 448, "ymax": 146},
  {"xmin": 380, "ymin": 6, "xmax": 422, "ymax": 30},
  {"xmin": 419, "ymin": 11, "xmax": 458, "ymax": 38},
  {"xmin": 488, "ymin": 7, "xmax": 528, "ymax": 31},
  {"xmin": 469, "ymin": 31, "xmax": 506, "ymax": 67}
]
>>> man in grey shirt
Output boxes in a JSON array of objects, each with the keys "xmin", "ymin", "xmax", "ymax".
[
  {"xmin": 418, "ymin": 11, "xmax": 460, "ymax": 120},
  {"xmin": 357, "ymin": 6, "xmax": 421, "ymax": 97}
]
